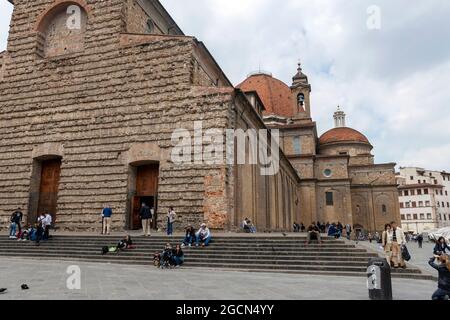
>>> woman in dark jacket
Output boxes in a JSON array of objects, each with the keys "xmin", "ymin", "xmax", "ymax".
[
  {"xmin": 182, "ymin": 225, "xmax": 196, "ymax": 247},
  {"xmin": 429, "ymin": 254, "xmax": 450, "ymax": 300},
  {"xmin": 171, "ymin": 244, "xmax": 184, "ymax": 267},
  {"xmin": 433, "ymin": 237, "xmax": 450, "ymax": 256}
]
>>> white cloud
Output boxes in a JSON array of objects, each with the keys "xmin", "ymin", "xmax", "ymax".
[{"xmin": 1, "ymin": 0, "xmax": 449, "ymax": 170}]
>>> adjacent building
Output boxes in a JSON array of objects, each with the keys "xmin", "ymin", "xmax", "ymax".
[{"xmin": 396, "ymin": 167, "xmax": 450, "ymax": 233}]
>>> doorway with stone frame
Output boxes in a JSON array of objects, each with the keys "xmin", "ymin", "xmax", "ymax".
[
  {"xmin": 129, "ymin": 163, "xmax": 160, "ymax": 230},
  {"xmin": 29, "ymin": 157, "xmax": 62, "ymax": 225}
]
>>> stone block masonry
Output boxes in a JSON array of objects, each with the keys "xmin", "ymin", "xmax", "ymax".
[{"xmin": 0, "ymin": 0, "xmax": 234, "ymax": 231}]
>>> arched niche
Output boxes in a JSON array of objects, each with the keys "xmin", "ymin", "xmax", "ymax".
[{"xmin": 35, "ymin": 0, "xmax": 90, "ymax": 58}]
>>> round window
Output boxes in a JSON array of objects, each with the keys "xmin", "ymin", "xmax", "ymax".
[{"xmin": 324, "ymin": 169, "xmax": 333, "ymax": 178}]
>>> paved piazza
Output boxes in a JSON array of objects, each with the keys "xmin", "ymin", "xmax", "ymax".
[{"xmin": 0, "ymin": 257, "xmax": 437, "ymax": 300}]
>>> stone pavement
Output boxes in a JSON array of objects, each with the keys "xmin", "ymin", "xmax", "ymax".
[{"xmin": 0, "ymin": 257, "xmax": 437, "ymax": 300}]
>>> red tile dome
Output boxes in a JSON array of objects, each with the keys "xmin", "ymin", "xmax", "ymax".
[
  {"xmin": 319, "ymin": 127, "xmax": 371, "ymax": 145},
  {"xmin": 237, "ymin": 73, "xmax": 294, "ymax": 117}
]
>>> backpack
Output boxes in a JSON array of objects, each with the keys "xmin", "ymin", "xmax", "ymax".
[{"xmin": 101, "ymin": 246, "xmax": 109, "ymax": 255}]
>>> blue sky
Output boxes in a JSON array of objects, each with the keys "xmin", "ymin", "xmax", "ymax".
[{"xmin": 1, "ymin": 0, "xmax": 450, "ymax": 171}]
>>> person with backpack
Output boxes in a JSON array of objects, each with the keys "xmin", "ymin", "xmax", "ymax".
[
  {"xmin": 167, "ymin": 207, "xmax": 176, "ymax": 236},
  {"xmin": 429, "ymin": 254, "xmax": 450, "ymax": 300},
  {"xmin": 139, "ymin": 202, "xmax": 153, "ymax": 237},
  {"xmin": 390, "ymin": 221, "xmax": 407, "ymax": 269},
  {"xmin": 101, "ymin": 205, "xmax": 113, "ymax": 235}
]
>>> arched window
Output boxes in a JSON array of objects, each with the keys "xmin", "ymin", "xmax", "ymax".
[{"xmin": 36, "ymin": 2, "xmax": 88, "ymax": 58}]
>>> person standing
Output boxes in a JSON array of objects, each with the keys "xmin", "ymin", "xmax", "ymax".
[
  {"xmin": 139, "ymin": 202, "xmax": 153, "ymax": 237},
  {"xmin": 300, "ymin": 223, "xmax": 306, "ymax": 233},
  {"xmin": 417, "ymin": 234, "xmax": 424, "ymax": 249},
  {"xmin": 390, "ymin": 221, "xmax": 406, "ymax": 269},
  {"xmin": 345, "ymin": 224, "xmax": 352, "ymax": 240},
  {"xmin": 167, "ymin": 207, "xmax": 176, "ymax": 236},
  {"xmin": 382, "ymin": 224, "xmax": 393, "ymax": 266},
  {"xmin": 101, "ymin": 205, "xmax": 113, "ymax": 235},
  {"xmin": 9, "ymin": 208, "xmax": 23, "ymax": 238},
  {"xmin": 43, "ymin": 212, "xmax": 52, "ymax": 240},
  {"xmin": 35, "ymin": 213, "xmax": 45, "ymax": 246}
]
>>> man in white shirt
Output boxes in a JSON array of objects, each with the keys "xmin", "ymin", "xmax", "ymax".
[
  {"xmin": 43, "ymin": 212, "xmax": 52, "ymax": 240},
  {"xmin": 390, "ymin": 221, "xmax": 407, "ymax": 269}
]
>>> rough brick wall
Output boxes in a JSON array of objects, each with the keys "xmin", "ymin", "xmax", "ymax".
[
  {"xmin": 126, "ymin": 0, "xmax": 150, "ymax": 34},
  {"xmin": 349, "ymin": 165, "xmax": 397, "ymax": 185},
  {"xmin": 0, "ymin": 0, "xmax": 236, "ymax": 231}
]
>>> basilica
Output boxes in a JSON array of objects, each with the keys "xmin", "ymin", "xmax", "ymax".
[{"xmin": 0, "ymin": 0, "xmax": 400, "ymax": 233}]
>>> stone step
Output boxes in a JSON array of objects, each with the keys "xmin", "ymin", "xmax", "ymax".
[
  {"xmin": 0, "ymin": 252, "xmax": 422, "ymax": 275},
  {"xmin": 0, "ymin": 245, "xmax": 369, "ymax": 254},
  {"xmin": 0, "ymin": 238, "xmax": 344, "ymax": 244},
  {"xmin": 0, "ymin": 242, "xmax": 358, "ymax": 250},
  {"xmin": 0, "ymin": 250, "xmax": 374, "ymax": 264},
  {"xmin": 26, "ymin": 235, "xmax": 335, "ymax": 240},
  {"xmin": 0, "ymin": 234, "xmax": 428, "ymax": 280},
  {"xmin": 3, "ymin": 255, "xmax": 433, "ymax": 280},
  {"xmin": 0, "ymin": 244, "xmax": 377, "ymax": 258}
]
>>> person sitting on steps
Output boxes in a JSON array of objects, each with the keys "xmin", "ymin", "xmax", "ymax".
[
  {"xmin": 182, "ymin": 224, "xmax": 196, "ymax": 247},
  {"xmin": 327, "ymin": 223, "xmax": 341, "ymax": 239},
  {"xmin": 195, "ymin": 223, "xmax": 212, "ymax": 247},
  {"xmin": 171, "ymin": 244, "xmax": 185, "ymax": 268},
  {"xmin": 117, "ymin": 235, "xmax": 134, "ymax": 251},
  {"xmin": 306, "ymin": 223, "xmax": 322, "ymax": 245}
]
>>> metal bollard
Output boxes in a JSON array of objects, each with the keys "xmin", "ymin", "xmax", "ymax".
[{"xmin": 367, "ymin": 258, "xmax": 393, "ymax": 300}]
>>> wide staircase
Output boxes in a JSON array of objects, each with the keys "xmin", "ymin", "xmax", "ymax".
[{"xmin": 0, "ymin": 234, "xmax": 432, "ymax": 280}]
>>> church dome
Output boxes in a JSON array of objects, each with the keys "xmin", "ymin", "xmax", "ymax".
[
  {"xmin": 319, "ymin": 127, "xmax": 371, "ymax": 146},
  {"xmin": 237, "ymin": 73, "xmax": 294, "ymax": 117}
]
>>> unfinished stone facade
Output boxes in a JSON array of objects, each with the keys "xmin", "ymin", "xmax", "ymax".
[{"xmin": 0, "ymin": 0, "xmax": 299, "ymax": 232}]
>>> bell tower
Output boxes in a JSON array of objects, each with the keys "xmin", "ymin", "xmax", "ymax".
[
  {"xmin": 291, "ymin": 62, "xmax": 312, "ymax": 120},
  {"xmin": 334, "ymin": 106, "xmax": 346, "ymax": 127}
]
